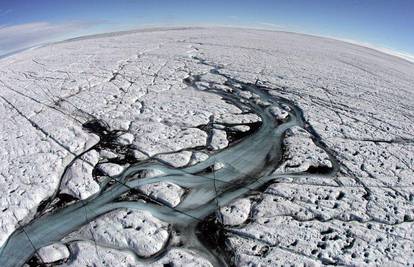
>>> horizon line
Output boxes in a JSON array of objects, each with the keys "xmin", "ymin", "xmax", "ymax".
[{"xmin": 1, "ymin": 24, "xmax": 413, "ymax": 65}]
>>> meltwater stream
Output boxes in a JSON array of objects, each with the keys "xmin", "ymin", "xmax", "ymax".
[{"xmin": 0, "ymin": 65, "xmax": 337, "ymax": 267}]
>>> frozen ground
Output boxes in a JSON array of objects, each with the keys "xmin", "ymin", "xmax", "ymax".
[{"xmin": 0, "ymin": 27, "xmax": 413, "ymax": 266}]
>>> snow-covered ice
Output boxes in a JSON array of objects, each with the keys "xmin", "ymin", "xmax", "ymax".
[
  {"xmin": 37, "ymin": 243, "xmax": 70, "ymax": 263},
  {"xmin": 60, "ymin": 149, "xmax": 100, "ymax": 200},
  {"xmin": 0, "ymin": 27, "xmax": 413, "ymax": 266}
]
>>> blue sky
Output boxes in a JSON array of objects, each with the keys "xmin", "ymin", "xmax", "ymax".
[{"xmin": 0, "ymin": 0, "xmax": 413, "ymax": 58}]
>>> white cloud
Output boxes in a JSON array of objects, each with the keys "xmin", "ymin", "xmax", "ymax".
[
  {"xmin": 0, "ymin": 9, "xmax": 12, "ymax": 17},
  {"xmin": 227, "ymin": 15, "xmax": 239, "ymax": 20},
  {"xmin": 256, "ymin": 22, "xmax": 286, "ymax": 30},
  {"xmin": 0, "ymin": 21, "xmax": 97, "ymax": 55}
]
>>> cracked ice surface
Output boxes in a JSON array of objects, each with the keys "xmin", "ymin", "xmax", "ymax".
[
  {"xmin": 0, "ymin": 27, "xmax": 413, "ymax": 266},
  {"xmin": 274, "ymin": 126, "xmax": 333, "ymax": 174},
  {"xmin": 138, "ymin": 181, "xmax": 185, "ymax": 207},
  {"xmin": 65, "ymin": 209, "xmax": 169, "ymax": 258},
  {"xmin": 37, "ymin": 243, "xmax": 69, "ymax": 264},
  {"xmin": 60, "ymin": 149, "xmax": 100, "ymax": 200},
  {"xmin": 219, "ymin": 198, "xmax": 251, "ymax": 226}
]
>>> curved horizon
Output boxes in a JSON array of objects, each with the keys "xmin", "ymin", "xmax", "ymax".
[
  {"xmin": 0, "ymin": 0, "xmax": 412, "ymax": 61},
  {"xmin": 2, "ymin": 25, "xmax": 413, "ymax": 65}
]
